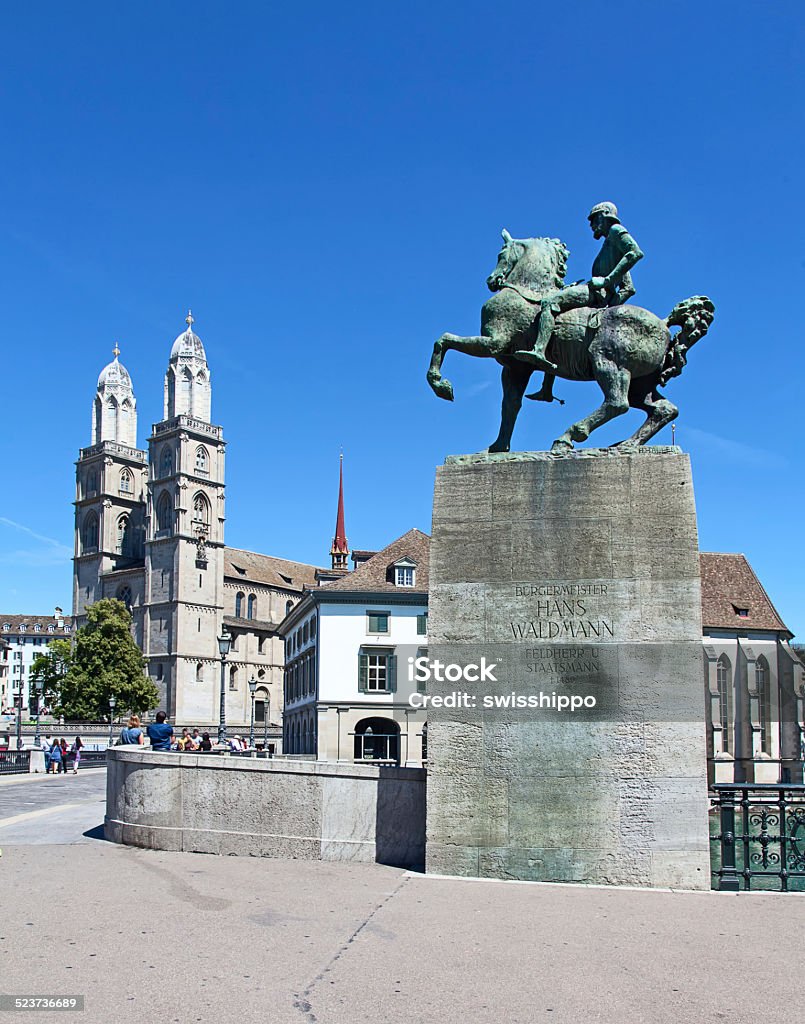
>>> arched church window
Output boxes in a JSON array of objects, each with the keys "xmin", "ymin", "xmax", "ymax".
[
  {"xmin": 116, "ymin": 514, "xmax": 130, "ymax": 555},
  {"xmin": 229, "ymin": 665, "xmax": 238, "ymax": 690},
  {"xmin": 196, "ymin": 663, "xmax": 203, "ymax": 682},
  {"xmin": 82, "ymin": 512, "xmax": 99, "ymax": 553},
  {"xmin": 716, "ymin": 655, "xmax": 732, "ymax": 754},
  {"xmin": 195, "ymin": 446, "xmax": 209, "ymax": 475},
  {"xmin": 119, "ymin": 469, "xmax": 133, "ymax": 494},
  {"xmin": 285, "ymin": 600, "xmax": 293, "ymax": 617},
  {"xmin": 105, "ymin": 397, "xmax": 118, "ymax": 439},
  {"xmin": 86, "ymin": 470, "xmax": 98, "ymax": 496},
  {"xmin": 120, "ymin": 400, "xmax": 133, "ymax": 441},
  {"xmin": 756, "ymin": 656, "xmax": 772, "ymax": 755},
  {"xmin": 116, "ymin": 585, "xmax": 132, "ymax": 610},
  {"xmin": 181, "ymin": 368, "xmax": 193, "ymax": 411},
  {"xmin": 235, "ymin": 592, "xmax": 244, "ymax": 617},
  {"xmin": 247, "ymin": 594, "xmax": 256, "ymax": 619},
  {"xmin": 156, "ymin": 491, "xmax": 173, "ymax": 535},
  {"xmin": 192, "ymin": 493, "xmax": 210, "ymax": 527},
  {"xmin": 160, "ymin": 446, "xmax": 173, "ymax": 478}
]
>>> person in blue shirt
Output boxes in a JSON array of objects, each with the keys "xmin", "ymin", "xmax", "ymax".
[{"xmin": 146, "ymin": 711, "xmax": 174, "ymax": 751}]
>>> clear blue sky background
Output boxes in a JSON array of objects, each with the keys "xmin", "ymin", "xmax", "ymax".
[{"xmin": 1, "ymin": 1, "xmax": 803, "ymax": 634}]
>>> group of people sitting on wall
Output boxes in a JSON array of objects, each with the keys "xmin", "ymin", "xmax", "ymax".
[{"xmin": 116, "ymin": 712, "xmax": 259, "ymax": 753}]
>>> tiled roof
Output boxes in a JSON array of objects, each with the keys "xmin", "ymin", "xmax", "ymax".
[
  {"xmin": 0, "ymin": 614, "xmax": 73, "ymax": 635},
  {"xmin": 700, "ymin": 553, "xmax": 790, "ymax": 635},
  {"xmin": 223, "ymin": 547, "xmax": 326, "ymax": 593},
  {"xmin": 321, "ymin": 529, "xmax": 430, "ymax": 594}
]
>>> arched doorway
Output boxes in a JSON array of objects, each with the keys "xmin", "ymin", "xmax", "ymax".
[{"xmin": 354, "ymin": 717, "xmax": 400, "ymax": 764}]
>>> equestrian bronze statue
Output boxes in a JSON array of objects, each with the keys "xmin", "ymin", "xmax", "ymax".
[{"xmin": 426, "ymin": 202, "xmax": 714, "ymax": 453}]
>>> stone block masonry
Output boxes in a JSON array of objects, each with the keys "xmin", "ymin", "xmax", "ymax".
[
  {"xmin": 426, "ymin": 447, "xmax": 711, "ymax": 889},
  {"xmin": 105, "ymin": 748, "xmax": 426, "ymax": 868}
]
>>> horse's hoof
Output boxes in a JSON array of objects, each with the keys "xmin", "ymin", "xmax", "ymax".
[
  {"xmin": 487, "ymin": 444, "xmax": 509, "ymax": 454},
  {"xmin": 436, "ymin": 381, "xmax": 454, "ymax": 401},
  {"xmin": 550, "ymin": 439, "xmax": 573, "ymax": 454}
]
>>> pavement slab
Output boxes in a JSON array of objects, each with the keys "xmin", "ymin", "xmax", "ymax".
[{"xmin": 1, "ymin": 772, "xmax": 803, "ymax": 1024}]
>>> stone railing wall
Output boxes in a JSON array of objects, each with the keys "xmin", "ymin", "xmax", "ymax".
[{"xmin": 105, "ymin": 748, "xmax": 426, "ymax": 868}]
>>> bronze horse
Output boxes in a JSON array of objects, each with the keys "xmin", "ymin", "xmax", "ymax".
[{"xmin": 427, "ymin": 231, "xmax": 714, "ymax": 452}]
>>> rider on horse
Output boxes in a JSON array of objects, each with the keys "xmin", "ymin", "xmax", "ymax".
[{"xmin": 514, "ymin": 201, "xmax": 644, "ymax": 372}]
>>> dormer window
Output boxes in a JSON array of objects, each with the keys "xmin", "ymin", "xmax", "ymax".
[
  {"xmin": 19, "ymin": 623, "xmax": 27, "ymax": 632},
  {"xmin": 733, "ymin": 605, "xmax": 750, "ymax": 618},
  {"xmin": 34, "ymin": 624, "xmax": 41, "ymax": 632},
  {"xmin": 2, "ymin": 623, "xmax": 9, "ymax": 631},
  {"xmin": 392, "ymin": 558, "xmax": 417, "ymax": 587}
]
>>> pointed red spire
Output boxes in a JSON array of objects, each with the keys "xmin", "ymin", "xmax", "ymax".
[{"xmin": 330, "ymin": 453, "xmax": 349, "ymax": 569}]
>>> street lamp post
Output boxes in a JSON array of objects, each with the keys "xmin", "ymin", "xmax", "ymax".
[
  {"xmin": 248, "ymin": 677, "xmax": 257, "ymax": 750},
  {"xmin": 34, "ymin": 680, "xmax": 44, "ymax": 746},
  {"xmin": 15, "ymin": 677, "xmax": 23, "ymax": 751},
  {"xmin": 108, "ymin": 696, "xmax": 116, "ymax": 746},
  {"xmin": 217, "ymin": 629, "xmax": 231, "ymax": 745}
]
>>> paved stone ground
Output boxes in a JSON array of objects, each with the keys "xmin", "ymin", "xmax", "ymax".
[{"xmin": 1, "ymin": 772, "xmax": 803, "ymax": 1024}]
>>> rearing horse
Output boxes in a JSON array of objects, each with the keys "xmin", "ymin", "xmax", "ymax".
[{"xmin": 426, "ymin": 231, "xmax": 714, "ymax": 453}]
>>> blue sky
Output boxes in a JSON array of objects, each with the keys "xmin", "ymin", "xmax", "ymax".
[{"xmin": 1, "ymin": 1, "xmax": 803, "ymax": 634}]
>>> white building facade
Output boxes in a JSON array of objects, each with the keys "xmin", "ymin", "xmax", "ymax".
[
  {"xmin": 701, "ymin": 553, "xmax": 805, "ymax": 785},
  {"xmin": 0, "ymin": 612, "xmax": 73, "ymax": 714},
  {"xmin": 281, "ymin": 529, "xmax": 430, "ymax": 767}
]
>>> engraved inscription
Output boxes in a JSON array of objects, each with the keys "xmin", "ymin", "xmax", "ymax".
[
  {"xmin": 524, "ymin": 646, "xmax": 601, "ymax": 675},
  {"xmin": 510, "ymin": 582, "xmax": 614, "ymax": 640}
]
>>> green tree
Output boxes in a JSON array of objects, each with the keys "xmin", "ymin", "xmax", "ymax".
[
  {"xmin": 59, "ymin": 599, "xmax": 159, "ymax": 720},
  {"xmin": 30, "ymin": 638, "xmax": 72, "ymax": 711}
]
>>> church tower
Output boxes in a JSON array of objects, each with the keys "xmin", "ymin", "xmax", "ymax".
[
  {"xmin": 73, "ymin": 346, "xmax": 148, "ymax": 629},
  {"xmin": 330, "ymin": 454, "xmax": 349, "ymax": 572},
  {"xmin": 144, "ymin": 313, "xmax": 226, "ymax": 716}
]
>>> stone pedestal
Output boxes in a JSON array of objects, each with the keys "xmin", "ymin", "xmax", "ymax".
[{"xmin": 426, "ymin": 447, "xmax": 711, "ymax": 889}]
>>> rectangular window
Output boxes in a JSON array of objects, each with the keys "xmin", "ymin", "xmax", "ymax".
[
  {"xmin": 416, "ymin": 613, "xmax": 428, "ymax": 636},
  {"xmin": 396, "ymin": 566, "xmax": 414, "ymax": 587},
  {"xmin": 358, "ymin": 650, "xmax": 397, "ymax": 693},
  {"xmin": 416, "ymin": 647, "xmax": 428, "ymax": 693},
  {"xmin": 367, "ymin": 611, "xmax": 389, "ymax": 634}
]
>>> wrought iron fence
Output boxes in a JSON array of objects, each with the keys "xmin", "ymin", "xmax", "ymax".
[
  {"xmin": 710, "ymin": 783, "xmax": 805, "ymax": 891},
  {"xmin": 74, "ymin": 750, "xmax": 107, "ymax": 768},
  {"xmin": 0, "ymin": 750, "xmax": 31, "ymax": 775}
]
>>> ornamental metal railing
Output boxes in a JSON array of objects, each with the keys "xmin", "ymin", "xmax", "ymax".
[
  {"xmin": 710, "ymin": 783, "xmax": 805, "ymax": 891},
  {"xmin": 0, "ymin": 750, "xmax": 31, "ymax": 775}
]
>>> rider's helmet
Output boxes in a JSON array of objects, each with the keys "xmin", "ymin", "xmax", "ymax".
[{"xmin": 588, "ymin": 201, "xmax": 620, "ymax": 223}]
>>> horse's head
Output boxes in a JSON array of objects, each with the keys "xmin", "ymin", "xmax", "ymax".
[
  {"xmin": 487, "ymin": 229, "xmax": 569, "ymax": 295},
  {"xmin": 486, "ymin": 229, "xmax": 523, "ymax": 291}
]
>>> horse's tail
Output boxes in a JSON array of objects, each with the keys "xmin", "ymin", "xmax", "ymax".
[{"xmin": 659, "ymin": 295, "xmax": 715, "ymax": 386}]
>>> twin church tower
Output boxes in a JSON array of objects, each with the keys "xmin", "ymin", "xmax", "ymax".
[{"xmin": 72, "ymin": 314, "xmax": 322, "ymax": 728}]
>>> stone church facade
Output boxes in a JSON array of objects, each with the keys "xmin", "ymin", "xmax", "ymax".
[{"xmin": 72, "ymin": 316, "xmax": 323, "ymax": 732}]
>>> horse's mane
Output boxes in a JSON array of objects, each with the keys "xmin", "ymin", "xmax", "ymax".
[{"xmin": 534, "ymin": 237, "xmax": 569, "ymax": 289}]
